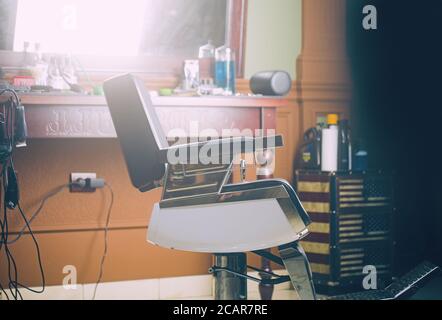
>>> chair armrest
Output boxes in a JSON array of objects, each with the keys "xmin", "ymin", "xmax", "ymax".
[{"xmin": 159, "ymin": 135, "xmax": 283, "ymax": 164}]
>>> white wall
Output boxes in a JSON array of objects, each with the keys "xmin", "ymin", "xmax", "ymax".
[{"xmin": 244, "ymin": 0, "xmax": 302, "ymax": 79}]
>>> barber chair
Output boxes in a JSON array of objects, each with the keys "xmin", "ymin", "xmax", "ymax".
[{"xmin": 103, "ymin": 74, "xmax": 317, "ymax": 300}]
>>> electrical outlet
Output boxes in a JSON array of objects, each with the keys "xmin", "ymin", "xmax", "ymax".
[{"xmin": 70, "ymin": 172, "xmax": 97, "ymax": 193}]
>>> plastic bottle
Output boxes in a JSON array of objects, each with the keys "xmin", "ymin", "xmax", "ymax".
[
  {"xmin": 32, "ymin": 43, "xmax": 48, "ymax": 86},
  {"xmin": 353, "ymin": 140, "xmax": 368, "ymax": 172},
  {"xmin": 19, "ymin": 41, "xmax": 34, "ymax": 76},
  {"xmin": 63, "ymin": 55, "xmax": 78, "ymax": 85},
  {"xmin": 321, "ymin": 114, "xmax": 339, "ymax": 172},
  {"xmin": 338, "ymin": 119, "xmax": 352, "ymax": 171},
  {"xmin": 215, "ymin": 46, "xmax": 236, "ymax": 95},
  {"xmin": 47, "ymin": 56, "xmax": 64, "ymax": 90},
  {"xmin": 214, "ymin": 45, "xmax": 226, "ymax": 88},
  {"xmin": 198, "ymin": 40, "xmax": 215, "ymax": 82}
]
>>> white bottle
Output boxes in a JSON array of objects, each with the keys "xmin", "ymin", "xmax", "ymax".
[{"xmin": 321, "ymin": 114, "xmax": 339, "ymax": 172}]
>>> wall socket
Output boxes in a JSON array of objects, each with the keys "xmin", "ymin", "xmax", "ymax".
[{"xmin": 70, "ymin": 172, "xmax": 97, "ymax": 193}]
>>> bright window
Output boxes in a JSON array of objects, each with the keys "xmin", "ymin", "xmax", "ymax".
[{"xmin": 13, "ymin": 0, "xmax": 147, "ymax": 56}]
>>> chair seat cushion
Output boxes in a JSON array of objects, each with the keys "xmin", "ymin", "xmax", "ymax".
[
  {"xmin": 221, "ymin": 179, "xmax": 311, "ymax": 226},
  {"xmin": 147, "ymin": 179, "xmax": 311, "ymax": 253},
  {"xmin": 148, "ymin": 198, "xmax": 308, "ymax": 253}
]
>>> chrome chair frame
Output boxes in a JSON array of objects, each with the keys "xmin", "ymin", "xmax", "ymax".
[{"xmin": 103, "ymin": 73, "xmax": 317, "ymax": 300}]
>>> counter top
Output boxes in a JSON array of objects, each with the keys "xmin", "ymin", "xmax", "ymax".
[
  {"xmin": 2, "ymin": 93, "xmax": 286, "ymax": 138},
  {"xmin": 0, "ymin": 93, "xmax": 291, "ymax": 108}
]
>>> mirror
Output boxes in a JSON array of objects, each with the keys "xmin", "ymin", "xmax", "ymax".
[
  {"xmin": 0, "ymin": 0, "xmax": 247, "ymax": 76},
  {"xmin": 0, "ymin": 0, "xmax": 227, "ymax": 57}
]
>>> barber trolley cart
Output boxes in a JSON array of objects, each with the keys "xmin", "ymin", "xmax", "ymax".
[{"xmin": 295, "ymin": 170, "xmax": 395, "ymax": 295}]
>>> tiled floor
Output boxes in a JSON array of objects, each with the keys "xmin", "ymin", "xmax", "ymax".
[
  {"xmin": 249, "ymin": 290, "xmax": 300, "ymax": 300},
  {"xmin": 171, "ymin": 289, "xmax": 300, "ymax": 300},
  {"xmin": 1, "ymin": 270, "xmax": 301, "ymax": 300}
]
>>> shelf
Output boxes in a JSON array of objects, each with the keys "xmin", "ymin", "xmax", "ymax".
[
  {"xmin": 11, "ymin": 93, "xmax": 290, "ymax": 108},
  {"xmin": 3, "ymin": 93, "xmax": 285, "ymax": 138}
]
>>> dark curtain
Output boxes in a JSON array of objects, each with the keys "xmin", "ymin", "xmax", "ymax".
[{"xmin": 346, "ymin": 0, "xmax": 442, "ymax": 272}]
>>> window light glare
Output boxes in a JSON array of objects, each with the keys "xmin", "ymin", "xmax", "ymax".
[{"xmin": 13, "ymin": 0, "xmax": 147, "ymax": 56}]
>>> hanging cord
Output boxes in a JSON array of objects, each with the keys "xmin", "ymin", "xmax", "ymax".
[
  {"xmin": 0, "ymin": 89, "xmax": 20, "ymax": 106},
  {"xmin": 92, "ymin": 182, "xmax": 114, "ymax": 300},
  {"xmin": 0, "ymin": 181, "xmax": 114, "ymax": 300},
  {"xmin": 10, "ymin": 202, "xmax": 46, "ymax": 294},
  {"xmin": 0, "ymin": 91, "xmax": 22, "ymax": 299},
  {"xmin": 1, "ymin": 184, "xmax": 68, "ymax": 245},
  {"xmin": 2, "ymin": 164, "xmax": 21, "ymax": 300},
  {"xmin": 1, "ymin": 89, "xmax": 115, "ymax": 300}
]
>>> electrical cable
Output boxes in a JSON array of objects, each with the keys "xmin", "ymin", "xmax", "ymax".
[
  {"xmin": 0, "ymin": 89, "xmax": 20, "ymax": 106},
  {"xmin": 1, "ymin": 89, "xmax": 114, "ymax": 300},
  {"xmin": 92, "ymin": 182, "xmax": 114, "ymax": 300},
  {"xmin": 0, "ymin": 281, "xmax": 9, "ymax": 300},
  {"xmin": 1, "ymin": 184, "xmax": 69, "ymax": 244},
  {"xmin": 0, "ymin": 91, "xmax": 18, "ymax": 299},
  {"xmin": 9, "ymin": 203, "xmax": 46, "ymax": 294},
  {"xmin": 0, "ymin": 180, "xmax": 112, "ymax": 300},
  {"xmin": 0, "ymin": 167, "xmax": 4, "ymax": 248},
  {"xmin": 2, "ymin": 165, "xmax": 21, "ymax": 300},
  {"xmin": 0, "ymin": 169, "xmax": 6, "ymax": 300},
  {"xmin": 0, "ymin": 88, "xmax": 33, "ymax": 300}
]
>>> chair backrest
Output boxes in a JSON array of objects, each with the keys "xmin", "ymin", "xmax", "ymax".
[{"xmin": 103, "ymin": 74, "xmax": 169, "ymax": 191}]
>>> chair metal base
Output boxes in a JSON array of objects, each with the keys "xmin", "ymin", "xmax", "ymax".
[
  {"xmin": 213, "ymin": 253, "xmax": 247, "ymax": 300},
  {"xmin": 209, "ymin": 242, "xmax": 317, "ymax": 300},
  {"xmin": 278, "ymin": 242, "xmax": 317, "ymax": 300}
]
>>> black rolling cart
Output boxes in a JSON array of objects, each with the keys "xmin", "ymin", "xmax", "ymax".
[{"xmin": 294, "ymin": 170, "xmax": 395, "ymax": 295}]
